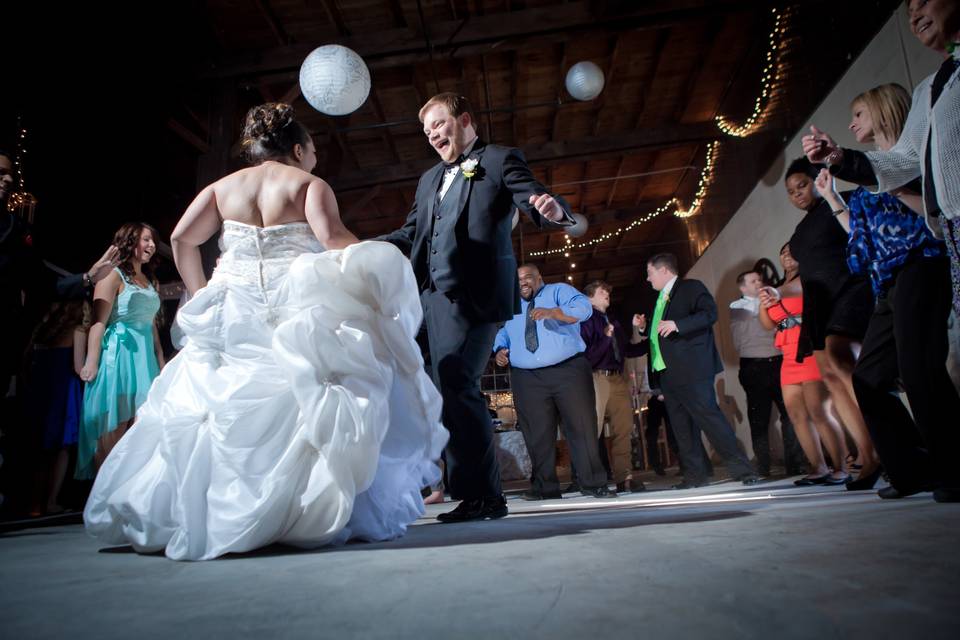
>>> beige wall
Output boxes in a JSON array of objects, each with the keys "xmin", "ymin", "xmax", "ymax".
[{"xmin": 686, "ymin": 6, "xmax": 943, "ymax": 461}]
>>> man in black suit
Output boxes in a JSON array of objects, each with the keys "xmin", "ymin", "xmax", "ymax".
[
  {"xmin": 379, "ymin": 93, "xmax": 573, "ymax": 522},
  {"xmin": 640, "ymin": 253, "xmax": 759, "ymax": 489}
]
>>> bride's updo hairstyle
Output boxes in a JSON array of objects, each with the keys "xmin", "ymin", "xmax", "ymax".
[{"xmin": 240, "ymin": 103, "xmax": 312, "ymax": 165}]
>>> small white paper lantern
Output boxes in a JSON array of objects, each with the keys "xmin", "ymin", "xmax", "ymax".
[
  {"xmin": 565, "ymin": 61, "xmax": 605, "ymax": 101},
  {"xmin": 299, "ymin": 45, "xmax": 371, "ymax": 116},
  {"xmin": 567, "ymin": 213, "xmax": 589, "ymax": 237}
]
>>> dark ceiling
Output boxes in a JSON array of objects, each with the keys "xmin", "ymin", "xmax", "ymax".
[{"xmin": 7, "ymin": 0, "xmax": 901, "ymax": 313}]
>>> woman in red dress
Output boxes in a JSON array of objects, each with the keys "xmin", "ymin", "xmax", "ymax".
[{"xmin": 760, "ymin": 244, "xmax": 850, "ymax": 486}]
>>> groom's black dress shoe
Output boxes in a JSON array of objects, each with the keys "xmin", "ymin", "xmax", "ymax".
[{"xmin": 436, "ymin": 495, "xmax": 508, "ymax": 523}]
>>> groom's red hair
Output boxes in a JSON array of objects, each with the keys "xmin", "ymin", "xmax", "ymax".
[{"xmin": 419, "ymin": 93, "xmax": 474, "ymax": 123}]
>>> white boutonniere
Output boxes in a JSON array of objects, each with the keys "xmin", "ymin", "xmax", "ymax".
[{"xmin": 460, "ymin": 157, "xmax": 480, "ymax": 179}]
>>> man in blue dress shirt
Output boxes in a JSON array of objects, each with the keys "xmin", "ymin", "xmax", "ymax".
[{"xmin": 493, "ymin": 264, "xmax": 615, "ymax": 499}]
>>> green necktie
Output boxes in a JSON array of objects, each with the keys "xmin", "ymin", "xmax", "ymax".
[{"xmin": 650, "ymin": 289, "xmax": 668, "ymax": 372}]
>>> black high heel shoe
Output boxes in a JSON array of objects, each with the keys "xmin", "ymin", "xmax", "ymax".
[
  {"xmin": 794, "ymin": 474, "xmax": 830, "ymax": 486},
  {"xmin": 846, "ymin": 466, "xmax": 883, "ymax": 491}
]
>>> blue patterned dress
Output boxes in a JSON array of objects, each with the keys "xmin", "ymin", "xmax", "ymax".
[{"xmin": 846, "ymin": 187, "xmax": 944, "ymax": 296}]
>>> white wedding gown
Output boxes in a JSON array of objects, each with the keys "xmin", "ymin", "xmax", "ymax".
[{"xmin": 84, "ymin": 221, "xmax": 448, "ymax": 560}]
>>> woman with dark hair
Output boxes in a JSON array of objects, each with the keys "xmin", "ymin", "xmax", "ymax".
[
  {"xmin": 76, "ymin": 222, "xmax": 163, "ymax": 479},
  {"xmin": 84, "ymin": 103, "xmax": 448, "ymax": 560},
  {"xmin": 759, "ymin": 243, "xmax": 849, "ymax": 485},
  {"xmin": 784, "ymin": 157, "xmax": 878, "ymax": 484}
]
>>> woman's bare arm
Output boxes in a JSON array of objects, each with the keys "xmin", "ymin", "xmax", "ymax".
[
  {"xmin": 172, "ymin": 185, "xmax": 222, "ymax": 296},
  {"xmin": 304, "ymin": 179, "xmax": 359, "ymax": 250}
]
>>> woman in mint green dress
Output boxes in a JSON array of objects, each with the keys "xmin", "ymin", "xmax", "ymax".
[{"xmin": 77, "ymin": 222, "xmax": 164, "ymax": 479}]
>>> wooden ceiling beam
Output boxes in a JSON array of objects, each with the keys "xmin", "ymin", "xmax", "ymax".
[
  {"xmin": 253, "ymin": 0, "xmax": 292, "ymax": 46},
  {"xmin": 202, "ymin": 0, "xmax": 786, "ymax": 79}
]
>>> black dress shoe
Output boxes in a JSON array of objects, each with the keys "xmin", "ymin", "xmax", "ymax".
[
  {"xmin": 436, "ymin": 495, "xmax": 508, "ymax": 523},
  {"xmin": 739, "ymin": 474, "xmax": 761, "ymax": 486},
  {"xmin": 821, "ymin": 473, "xmax": 852, "ymax": 486},
  {"xmin": 846, "ymin": 466, "xmax": 883, "ymax": 491},
  {"xmin": 563, "ymin": 482, "xmax": 581, "ymax": 493},
  {"xmin": 793, "ymin": 474, "xmax": 829, "ymax": 486},
  {"xmin": 580, "ymin": 486, "xmax": 618, "ymax": 498},
  {"xmin": 877, "ymin": 484, "xmax": 936, "ymax": 499},
  {"xmin": 522, "ymin": 490, "xmax": 562, "ymax": 501},
  {"xmin": 671, "ymin": 480, "xmax": 703, "ymax": 490},
  {"xmin": 934, "ymin": 487, "xmax": 960, "ymax": 503}
]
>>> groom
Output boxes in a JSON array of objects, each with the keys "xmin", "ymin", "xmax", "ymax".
[{"xmin": 380, "ymin": 93, "xmax": 573, "ymax": 522}]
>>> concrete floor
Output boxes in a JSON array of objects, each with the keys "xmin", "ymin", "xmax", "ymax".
[{"xmin": 2, "ymin": 473, "xmax": 958, "ymax": 640}]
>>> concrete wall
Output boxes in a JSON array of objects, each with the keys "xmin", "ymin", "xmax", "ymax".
[{"xmin": 686, "ymin": 6, "xmax": 942, "ymax": 462}]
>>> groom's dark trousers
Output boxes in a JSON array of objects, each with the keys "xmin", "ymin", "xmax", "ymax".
[{"xmin": 421, "ymin": 288, "xmax": 500, "ymax": 499}]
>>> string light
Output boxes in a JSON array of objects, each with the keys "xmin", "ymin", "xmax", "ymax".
[
  {"xmin": 6, "ymin": 118, "xmax": 38, "ymax": 223},
  {"xmin": 541, "ymin": 5, "xmax": 796, "ymax": 276},
  {"xmin": 715, "ymin": 6, "xmax": 794, "ymax": 137},
  {"xmin": 532, "ymin": 141, "xmax": 722, "ymax": 258}
]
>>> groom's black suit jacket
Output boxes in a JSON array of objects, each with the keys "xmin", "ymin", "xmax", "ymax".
[{"xmin": 380, "ymin": 140, "xmax": 571, "ymax": 322}]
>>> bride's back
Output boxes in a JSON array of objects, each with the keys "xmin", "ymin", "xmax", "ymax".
[
  {"xmin": 172, "ymin": 103, "xmax": 357, "ymax": 295},
  {"xmin": 214, "ymin": 162, "xmax": 313, "ymax": 228}
]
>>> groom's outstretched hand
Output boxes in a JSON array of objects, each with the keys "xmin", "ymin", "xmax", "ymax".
[
  {"xmin": 529, "ymin": 193, "xmax": 565, "ymax": 222},
  {"xmin": 495, "ymin": 348, "xmax": 510, "ymax": 368}
]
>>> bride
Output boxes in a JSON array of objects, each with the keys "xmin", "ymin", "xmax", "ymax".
[{"xmin": 84, "ymin": 103, "xmax": 448, "ymax": 560}]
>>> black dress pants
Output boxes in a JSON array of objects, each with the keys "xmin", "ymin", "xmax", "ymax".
[
  {"xmin": 511, "ymin": 355, "xmax": 608, "ymax": 494},
  {"xmin": 661, "ymin": 373, "xmax": 754, "ymax": 484},
  {"xmin": 738, "ymin": 356, "xmax": 805, "ymax": 474},
  {"xmin": 852, "ymin": 256, "xmax": 960, "ymax": 492},
  {"xmin": 421, "ymin": 289, "xmax": 502, "ymax": 500}
]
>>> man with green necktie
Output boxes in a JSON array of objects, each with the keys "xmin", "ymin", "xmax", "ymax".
[{"xmin": 637, "ymin": 253, "xmax": 759, "ymax": 489}]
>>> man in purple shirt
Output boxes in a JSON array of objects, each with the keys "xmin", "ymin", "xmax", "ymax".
[{"xmin": 579, "ymin": 281, "xmax": 647, "ymax": 493}]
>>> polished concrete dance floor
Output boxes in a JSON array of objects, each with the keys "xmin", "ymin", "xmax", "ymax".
[{"xmin": 2, "ymin": 474, "xmax": 958, "ymax": 639}]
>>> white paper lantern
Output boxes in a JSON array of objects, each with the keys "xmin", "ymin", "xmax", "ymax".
[
  {"xmin": 565, "ymin": 61, "xmax": 605, "ymax": 101},
  {"xmin": 567, "ymin": 213, "xmax": 589, "ymax": 237},
  {"xmin": 299, "ymin": 45, "xmax": 371, "ymax": 116}
]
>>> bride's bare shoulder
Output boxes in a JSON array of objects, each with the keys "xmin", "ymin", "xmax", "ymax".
[{"xmin": 209, "ymin": 165, "xmax": 262, "ymax": 191}]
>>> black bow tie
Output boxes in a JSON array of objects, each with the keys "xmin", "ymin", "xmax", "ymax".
[{"xmin": 443, "ymin": 155, "xmax": 466, "ymax": 169}]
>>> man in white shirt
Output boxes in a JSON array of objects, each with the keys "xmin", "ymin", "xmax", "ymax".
[{"xmin": 730, "ymin": 270, "xmax": 804, "ymax": 477}]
